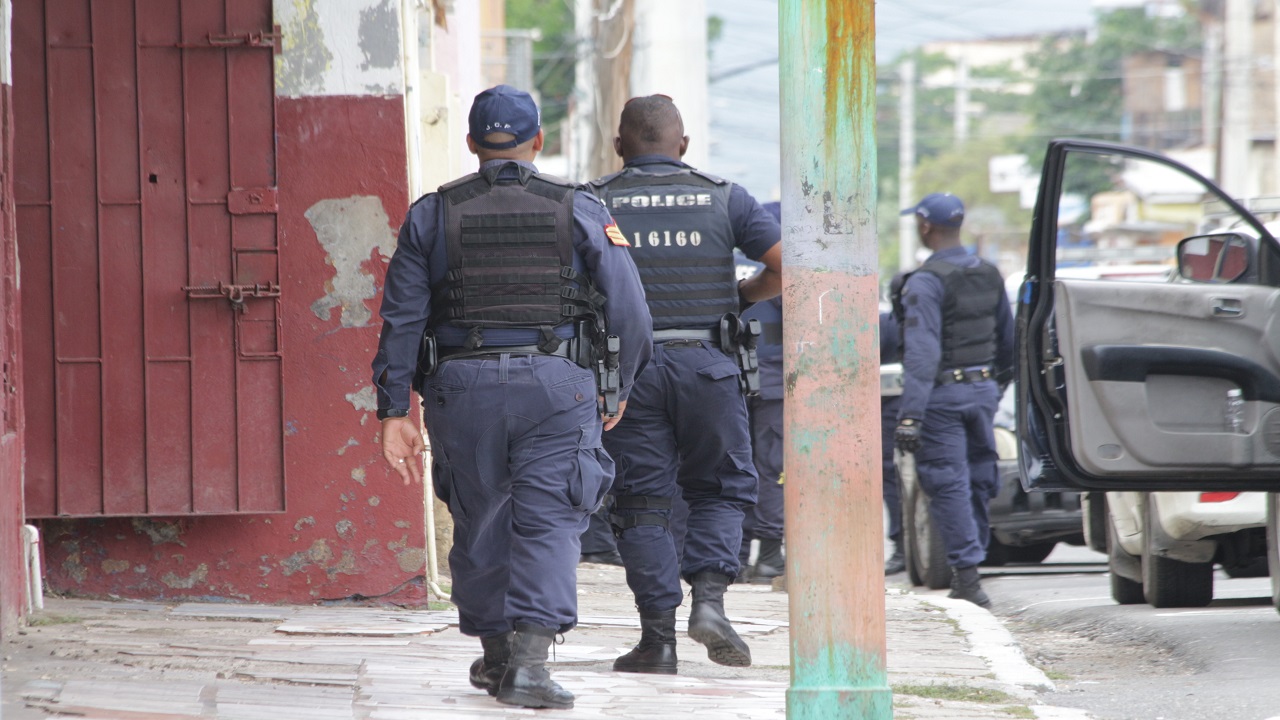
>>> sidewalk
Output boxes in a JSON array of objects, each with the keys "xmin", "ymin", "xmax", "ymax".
[{"xmin": 1, "ymin": 564, "xmax": 1091, "ymax": 719}]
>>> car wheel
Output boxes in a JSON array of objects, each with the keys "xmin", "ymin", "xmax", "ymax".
[
  {"xmin": 898, "ymin": 450, "xmax": 950, "ymax": 589},
  {"xmin": 1005, "ymin": 542, "xmax": 1056, "ymax": 564},
  {"xmin": 1268, "ymin": 493, "xmax": 1279, "ymax": 616},
  {"xmin": 1142, "ymin": 494, "xmax": 1213, "ymax": 608},
  {"xmin": 1106, "ymin": 501, "xmax": 1144, "ymax": 605},
  {"xmin": 1084, "ymin": 492, "xmax": 1109, "ymax": 554},
  {"xmin": 1223, "ymin": 556, "xmax": 1269, "ymax": 579}
]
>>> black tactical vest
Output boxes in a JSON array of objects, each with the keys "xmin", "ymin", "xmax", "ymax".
[
  {"xmin": 431, "ymin": 163, "xmax": 604, "ymax": 343},
  {"xmin": 590, "ymin": 166, "xmax": 737, "ymax": 330},
  {"xmin": 893, "ymin": 257, "xmax": 1004, "ymax": 369}
]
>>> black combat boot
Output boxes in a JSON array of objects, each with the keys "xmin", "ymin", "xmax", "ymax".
[
  {"xmin": 949, "ymin": 565, "xmax": 991, "ymax": 608},
  {"xmin": 612, "ymin": 608, "xmax": 678, "ymax": 674},
  {"xmin": 468, "ymin": 631, "xmax": 512, "ymax": 695},
  {"xmin": 495, "ymin": 623, "xmax": 575, "ymax": 709},
  {"xmin": 687, "ymin": 572, "xmax": 752, "ymax": 667},
  {"xmin": 884, "ymin": 541, "xmax": 906, "ymax": 575},
  {"xmin": 752, "ymin": 538, "xmax": 785, "ymax": 582}
]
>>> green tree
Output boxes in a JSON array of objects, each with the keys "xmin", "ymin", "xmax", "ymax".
[
  {"xmin": 506, "ymin": 0, "xmax": 576, "ymax": 153},
  {"xmin": 1022, "ymin": 8, "xmax": 1201, "ymax": 164}
]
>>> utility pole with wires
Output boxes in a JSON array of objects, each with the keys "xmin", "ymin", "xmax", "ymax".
[{"xmin": 571, "ymin": 0, "xmax": 635, "ymax": 181}]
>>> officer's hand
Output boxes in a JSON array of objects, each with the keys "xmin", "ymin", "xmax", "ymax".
[
  {"xmin": 603, "ymin": 400, "xmax": 628, "ymax": 432},
  {"xmin": 381, "ymin": 417, "xmax": 425, "ymax": 486},
  {"xmin": 894, "ymin": 419, "xmax": 923, "ymax": 454}
]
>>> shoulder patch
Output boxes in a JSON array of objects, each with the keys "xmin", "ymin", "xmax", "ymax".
[{"xmin": 604, "ymin": 222, "xmax": 630, "ymax": 247}]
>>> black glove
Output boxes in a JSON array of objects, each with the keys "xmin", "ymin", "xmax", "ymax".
[{"xmin": 894, "ymin": 418, "xmax": 922, "ymax": 454}]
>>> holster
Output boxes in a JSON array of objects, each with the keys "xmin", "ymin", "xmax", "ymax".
[
  {"xmin": 573, "ymin": 319, "xmax": 621, "ymax": 417},
  {"xmin": 411, "ymin": 329, "xmax": 438, "ymax": 394},
  {"xmin": 597, "ymin": 335, "xmax": 621, "ymax": 417},
  {"xmin": 719, "ymin": 313, "xmax": 762, "ymax": 397}
]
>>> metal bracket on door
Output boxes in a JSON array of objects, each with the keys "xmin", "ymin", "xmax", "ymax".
[
  {"xmin": 166, "ymin": 26, "xmax": 283, "ymax": 53},
  {"xmin": 184, "ymin": 282, "xmax": 281, "ymax": 313}
]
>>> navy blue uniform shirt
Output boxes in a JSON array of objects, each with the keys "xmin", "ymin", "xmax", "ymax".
[
  {"xmin": 372, "ymin": 160, "xmax": 653, "ymax": 417},
  {"xmin": 740, "ymin": 200, "xmax": 783, "ymax": 399},
  {"xmin": 898, "ymin": 247, "xmax": 1014, "ymax": 421},
  {"xmin": 621, "ymin": 155, "xmax": 780, "ymax": 263}
]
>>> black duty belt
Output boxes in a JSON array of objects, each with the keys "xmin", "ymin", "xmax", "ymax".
[
  {"xmin": 438, "ymin": 343, "xmax": 573, "ymax": 363},
  {"xmin": 936, "ymin": 366, "xmax": 994, "ymax": 385},
  {"xmin": 651, "ymin": 328, "xmax": 718, "ymax": 346}
]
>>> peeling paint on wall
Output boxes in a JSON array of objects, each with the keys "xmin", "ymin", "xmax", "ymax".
[
  {"xmin": 277, "ymin": 0, "xmax": 332, "ymax": 96},
  {"xmin": 351, "ymin": 467, "xmax": 368, "ymax": 486},
  {"xmin": 345, "ymin": 386, "xmax": 377, "ymax": 412},
  {"xmin": 305, "ymin": 196, "xmax": 397, "ymax": 328},
  {"xmin": 358, "ymin": 0, "xmax": 399, "ymax": 71},
  {"xmin": 101, "ymin": 559, "xmax": 130, "ymax": 574},
  {"xmin": 275, "ymin": 0, "xmax": 403, "ymax": 98},
  {"xmin": 130, "ymin": 519, "xmax": 186, "ymax": 546},
  {"xmin": 397, "ymin": 547, "xmax": 426, "ymax": 573},
  {"xmin": 161, "ymin": 563, "xmax": 209, "ymax": 590},
  {"xmin": 335, "ymin": 519, "xmax": 355, "ymax": 539}
]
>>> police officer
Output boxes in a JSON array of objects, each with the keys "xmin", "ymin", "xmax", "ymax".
[
  {"xmin": 738, "ymin": 201, "xmax": 785, "ymax": 583},
  {"xmin": 892, "ymin": 193, "xmax": 1013, "ymax": 608},
  {"xmin": 373, "ymin": 85, "xmax": 652, "ymax": 709},
  {"xmin": 880, "ymin": 288, "xmax": 906, "ymax": 576},
  {"xmin": 589, "ymin": 95, "xmax": 782, "ymax": 674}
]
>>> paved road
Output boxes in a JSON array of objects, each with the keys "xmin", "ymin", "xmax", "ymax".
[{"xmin": 981, "ymin": 544, "xmax": 1280, "ymax": 720}]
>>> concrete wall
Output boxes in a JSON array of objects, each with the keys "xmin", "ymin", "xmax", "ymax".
[{"xmin": 37, "ymin": 0, "xmax": 432, "ymax": 605}]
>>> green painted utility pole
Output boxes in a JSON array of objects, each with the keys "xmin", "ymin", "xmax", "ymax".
[{"xmin": 779, "ymin": 2, "xmax": 890, "ymax": 719}]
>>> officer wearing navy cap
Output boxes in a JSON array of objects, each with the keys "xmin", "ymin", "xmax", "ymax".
[
  {"xmin": 372, "ymin": 84, "xmax": 652, "ymax": 709},
  {"xmin": 891, "ymin": 192, "xmax": 1013, "ymax": 607},
  {"xmin": 588, "ymin": 95, "xmax": 782, "ymax": 674}
]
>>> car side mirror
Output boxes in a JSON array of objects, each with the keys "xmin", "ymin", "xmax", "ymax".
[{"xmin": 1176, "ymin": 233, "xmax": 1251, "ymax": 284}]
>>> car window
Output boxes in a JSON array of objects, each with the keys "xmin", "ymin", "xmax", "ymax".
[{"xmin": 1050, "ymin": 151, "xmax": 1255, "ymax": 283}]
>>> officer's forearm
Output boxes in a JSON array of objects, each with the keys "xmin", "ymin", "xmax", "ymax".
[{"xmin": 739, "ymin": 268, "xmax": 782, "ymax": 303}]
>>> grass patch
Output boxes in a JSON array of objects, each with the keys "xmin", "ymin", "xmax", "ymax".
[
  {"xmin": 428, "ymin": 601, "xmax": 454, "ymax": 611},
  {"xmin": 893, "ymin": 684, "xmax": 1021, "ymax": 705},
  {"xmin": 1001, "ymin": 705, "xmax": 1036, "ymax": 718},
  {"xmin": 27, "ymin": 613, "xmax": 81, "ymax": 626},
  {"xmin": 1043, "ymin": 668, "xmax": 1070, "ymax": 681}
]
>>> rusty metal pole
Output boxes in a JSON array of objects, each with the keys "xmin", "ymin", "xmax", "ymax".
[{"xmin": 779, "ymin": 2, "xmax": 890, "ymax": 719}]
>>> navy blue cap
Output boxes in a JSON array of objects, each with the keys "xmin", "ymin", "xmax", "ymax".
[
  {"xmin": 468, "ymin": 85, "xmax": 541, "ymax": 150},
  {"xmin": 900, "ymin": 193, "xmax": 965, "ymax": 228}
]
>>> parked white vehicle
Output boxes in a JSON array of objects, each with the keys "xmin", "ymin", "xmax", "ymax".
[{"xmin": 1093, "ymin": 491, "xmax": 1269, "ymax": 607}]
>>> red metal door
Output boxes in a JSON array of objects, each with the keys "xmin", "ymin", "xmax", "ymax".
[{"xmin": 15, "ymin": 0, "xmax": 284, "ymax": 517}]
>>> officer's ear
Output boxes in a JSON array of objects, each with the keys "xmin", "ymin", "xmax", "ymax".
[
  {"xmin": 465, "ymin": 135, "xmax": 479, "ymax": 156},
  {"xmin": 678, "ymin": 136, "xmax": 690, "ymax": 158},
  {"xmin": 531, "ymin": 129, "xmax": 545, "ymax": 154},
  {"xmin": 613, "ymin": 135, "xmax": 624, "ymax": 158}
]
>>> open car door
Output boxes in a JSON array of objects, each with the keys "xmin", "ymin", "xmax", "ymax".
[{"xmin": 1018, "ymin": 139, "xmax": 1280, "ymax": 492}]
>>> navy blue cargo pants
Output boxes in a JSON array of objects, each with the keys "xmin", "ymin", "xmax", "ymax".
[
  {"xmin": 881, "ymin": 395, "xmax": 903, "ymax": 545},
  {"xmin": 742, "ymin": 397, "xmax": 784, "ymax": 542},
  {"xmin": 602, "ymin": 341, "xmax": 758, "ymax": 612},
  {"xmin": 424, "ymin": 353, "xmax": 612, "ymax": 636},
  {"xmin": 914, "ymin": 380, "xmax": 1001, "ymax": 569}
]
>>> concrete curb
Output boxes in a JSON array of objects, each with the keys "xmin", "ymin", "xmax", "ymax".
[{"xmin": 924, "ymin": 594, "xmax": 1056, "ymax": 697}]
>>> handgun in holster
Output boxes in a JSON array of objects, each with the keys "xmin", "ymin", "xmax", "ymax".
[
  {"xmin": 719, "ymin": 313, "xmax": 762, "ymax": 397},
  {"xmin": 412, "ymin": 329, "xmax": 438, "ymax": 394},
  {"xmin": 597, "ymin": 335, "xmax": 621, "ymax": 418}
]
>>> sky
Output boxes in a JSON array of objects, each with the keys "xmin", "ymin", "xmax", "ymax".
[{"xmin": 706, "ymin": 0, "xmax": 1100, "ymax": 200}]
